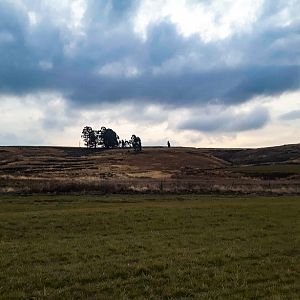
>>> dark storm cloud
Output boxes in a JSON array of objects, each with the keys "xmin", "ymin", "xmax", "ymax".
[
  {"xmin": 62, "ymin": 64, "xmax": 299, "ymax": 107},
  {"xmin": 0, "ymin": 0, "xmax": 299, "ymax": 109},
  {"xmin": 0, "ymin": 1, "xmax": 63, "ymax": 94},
  {"xmin": 178, "ymin": 107, "xmax": 270, "ymax": 132}
]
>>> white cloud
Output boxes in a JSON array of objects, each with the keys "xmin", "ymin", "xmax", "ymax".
[
  {"xmin": 0, "ymin": 93, "xmax": 75, "ymax": 146},
  {"xmin": 70, "ymin": 0, "xmax": 86, "ymax": 31},
  {"xmin": 28, "ymin": 11, "xmax": 38, "ymax": 26},
  {"xmin": 134, "ymin": 0, "xmax": 264, "ymax": 42}
]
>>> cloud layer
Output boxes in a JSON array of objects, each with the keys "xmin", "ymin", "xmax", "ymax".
[
  {"xmin": 0, "ymin": 0, "xmax": 299, "ymax": 146},
  {"xmin": 1, "ymin": 0, "xmax": 299, "ymax": 105},
  {"xmin": 178, "ymin": 106, "xmax": 270, "ymax": 133}
]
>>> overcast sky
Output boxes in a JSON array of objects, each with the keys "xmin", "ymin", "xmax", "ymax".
[{"xmin": 0, "ymin": 0, "xmax": 299, "ymax": 147}]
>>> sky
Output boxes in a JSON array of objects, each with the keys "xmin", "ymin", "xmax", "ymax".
[{"xmin": 0, "ymin": 0, "xmax": 299, "ymax": 148}]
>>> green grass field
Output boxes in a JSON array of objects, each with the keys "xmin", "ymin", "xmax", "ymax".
[
  {"xmin": 231, "ymin": 164, "xmax": 300, "ymax": 177},
  {"xmin": 0, "ymin": 195, "xmax": 299, "ymax": 299}
]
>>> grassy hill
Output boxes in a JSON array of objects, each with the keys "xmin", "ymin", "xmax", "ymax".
[{"xmin": 0, "ymin": 144, "xmax": 300, "ymax": 194}]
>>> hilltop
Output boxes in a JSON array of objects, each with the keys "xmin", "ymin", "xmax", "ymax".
[{"xmin": 0, "ymin": 144, "xmax": 300, "ymax": 194}]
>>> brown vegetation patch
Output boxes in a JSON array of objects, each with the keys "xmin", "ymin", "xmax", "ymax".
[{"xmin": 0, "ymin": 145, "xmax": 300, "ymax": 194}]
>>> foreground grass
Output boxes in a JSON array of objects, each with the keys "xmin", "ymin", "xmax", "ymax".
[{"xmin": 0, "ymin": 195, "xmax": 299, "ymax": 299}]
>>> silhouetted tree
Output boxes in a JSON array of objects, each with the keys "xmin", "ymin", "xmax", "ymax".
[
  {"xmin": 137, "ymin": 137, "xmax": 142, "ymax": 151},
  {"xmin": 81, "ymin": 126, "xmax": 141, "ymax": 150},
  {"xmin": 99, "ymin": 127, "xmax": 119, "ymax": 148},
  {"xmin": 81, "ymin": 126, "xmax": 98, "ymax": 148},
  {"xmin": 131, "ymin": 134, "xmax": 142, "ymax": 152}
]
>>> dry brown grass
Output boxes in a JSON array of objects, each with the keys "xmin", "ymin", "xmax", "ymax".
[{"xmin": 1, "ymin": 146, "xmax": 300, "ymax": 194}]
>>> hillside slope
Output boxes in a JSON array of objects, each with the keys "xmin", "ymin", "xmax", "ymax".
[
  {"xmin": 0, "ymin": 144, "xmax": 299, "ymax": 194},
  {"xmin": 208, "ymin": 143, "xmax": 300, "ymax": 165},
  {"xmin": 0, "ymin": 147, "xmax": 227, "ymax": 179}
]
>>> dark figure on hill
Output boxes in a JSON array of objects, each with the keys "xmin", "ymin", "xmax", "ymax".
[
  {"xmin": 167, "ymin": 141, "xmax": 171, "ymax": 148},
  {"xmin": 121, "ymin": 140, "xmax": 125, "ymax": 148}
]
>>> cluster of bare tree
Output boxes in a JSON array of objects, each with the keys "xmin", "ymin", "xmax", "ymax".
[{"xmin": 81, "ymin": 126, "xmax": 142, "ymax": 151}]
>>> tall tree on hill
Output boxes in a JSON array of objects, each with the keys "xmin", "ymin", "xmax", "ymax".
[
  {"xmin": 98, "ymin": 127, "xmax": 119, "ymax": 148},
  {"xmin": 81, "ymin": 126, "xmax": 98, "ymax": 148}
]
